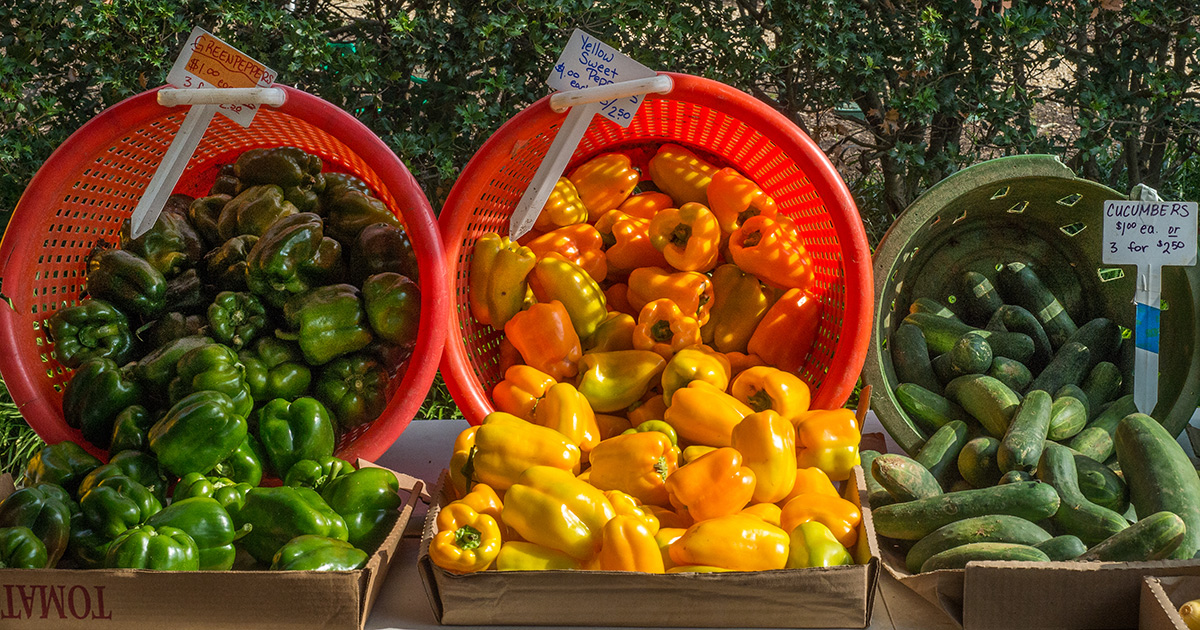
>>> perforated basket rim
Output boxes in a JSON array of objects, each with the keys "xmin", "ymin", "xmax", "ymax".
[
  {"xmin": 0, "ymin": 84, "xmax": 449, "ymax": 463},
  {"xmin": 438, "ymin": 71, "xmax": 873, "ymax": 424}
]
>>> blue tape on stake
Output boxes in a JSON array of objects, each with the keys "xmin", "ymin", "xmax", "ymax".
[{"xmin": 1136, "ymin": 302, "xmax": 1161, "ymax": 353}]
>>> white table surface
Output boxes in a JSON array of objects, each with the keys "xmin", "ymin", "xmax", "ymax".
[{"xmin": 364, "ymin": 415, "xmax": 955, "ymax": 630}]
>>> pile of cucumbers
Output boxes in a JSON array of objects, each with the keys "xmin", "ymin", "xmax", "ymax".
[{"xmin": 871, "ymin": 261, "xmax": 1200, "ymax": 573}]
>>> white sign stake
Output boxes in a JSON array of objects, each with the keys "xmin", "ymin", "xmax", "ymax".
[
  {"xmin": 508, "ymin": 30, "xmax": 669, "ymax": 240},
  {"xmin": 1103, "ymin": 186, "xmax": 1198, "ymax": 414}
]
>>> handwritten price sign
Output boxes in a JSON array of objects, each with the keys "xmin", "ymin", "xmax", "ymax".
[
  {"xmin": 546, "ymin": 30, "xmax": 656, "ymax": 127},
  {"xmin": 1102, "ymin": 200, "xmax": 1197, "ymax": 266},
  {"xmin": 165, "ymin": 27, "xmax": 276, "ymax": 127}
]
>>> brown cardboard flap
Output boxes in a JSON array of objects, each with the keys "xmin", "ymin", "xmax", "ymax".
[
  {"xmin": 356, "ymin": 465, "xmax": 424, "ymax": 630},
  {"xmin": 1140, "ymin": 577, "xmax": 1187, "ymax": 630},
  {"xmin": 0, "ymin": 472, "xmax": 15, "ymax": 500}
]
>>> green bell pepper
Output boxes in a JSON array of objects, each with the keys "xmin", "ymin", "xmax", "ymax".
[
  {"xmin": 77, "ymin": 450, "xmax": 170, "ymax": 504},
  {"xmin": 282, "ymin": 284, "xmax": 373, "ymax": 365},
  {"xmin": 210, "ymin": 164, "xmax": 243, "ymax": 197},
  {"xmin": 66, "ymin": 521, "xmax": 110, "ymax": 569},
  {"xmin": 234, "ymin": 486, "xmax": 349, "ymax": 564},
  {"xmin": 136, "ymin": 312, "xmax": 206, "ymax": 350},
  {"xmin": 0, "ymin": 526, "xmax": 49, "ymax": 569},
  {"xmin": 257, "ymin": 397, "xmax": 337, "ymax": 478},
  {"xmin": 217, "ymin": 184, "xmax": 299, "ymax": 242},
  {"xmin": 349, "ymin": 222, "xmax": 419, "ymax": 286},
  {"xmin": 48, "ymin": 299, "xmax": 136, "ymax": 369},
  {"xmin": 208, "ymin": 291, "xmax": 268, "ymax": 350},
  {"xmin": 146, "ymin": 497, "xmax": 250, "ymax": 571},
  {"xmin": 321, "ymin": 467, "xmax": 402, "ymax": 551},
  {"xmin": 121, "ymin": 199, "xmax": 205, "ymax": 279},
  {"xmin": 244, "ymin": 212, "xmax": 326, "ymax": 306},
  {"xmin": 134, "ymin": 334, "xmax": 214, "ymax": 391},
  {"xmin": 314, "ymin": 352, "xmax": 389, "ymax": 429},
  {"xmin": 188, "ymin": 193, "xmax": 231, "ymax": 248},
  {"xmin": 203, "ymin": 234, "xmax": 258, "ymax": 291},
  {"xmin": 0, "ymin": 486, "xmax": 70, "ymax": 567},
  {"xmin": 325, "ymin": 189, "xmax": 401, "ymax": 246},
  {"xmin": 308, "ymin": 234, "xmax": 347, "ymax": 286},
  {"xmin": 163, "ymin": 268, "xmax": 213, "ymax": 315},
  {"xmin": 211, "ymin": 434, "xmax": 266, "ymax": 487},
  {"xmin": 21, "ymin": 441, "xmax": 101, "ymax": 495},
  {"xmin": 235, "ymin": 146, "xmax": 323, "ymax": 189},
  {"xmin": 108, "ymin": 405, "xmax": 152, "ymax": 455},
  {"xmin": 239, "ymin": 336, "xmax": 312, "ymax": 403},
  {"xmin": 62, "ymin": 357, "xmax": 142, "ymax": 449},
  {"xmin": 173, "ymin": 473, "xmax": 253, "ymax": 513},
  {"xmin": 86, "ymin": 247, "xmax": 167, "ymax": 318},
  {"xmin": 362, "ymin": 272, "xmax": 420, "ymax": 350},
  {"xmin": 79, "ymin": 475, "xmax": 161, "ymax": 540},
  {"xmin": 271, "ymin": 534, "xmax": 367, "ymax": 571},
  {"xmin": 785, "ymin": 521, "xmax": 853, "ymax": 569},
  {"xmin": 167, "ymin": 343, "xmax": 254, "ymax": 417},
  {"xmin": 320, "ymin": 172, "xmax": 371, "ymax": 208},
  {"xmin": 149, "ymin": 390, "xmax": 248, "ymax": 478},
  {"xmin": 283, "ymin": 457, "xmax": 354, "ymax": 494},
  {"xmin": 104, "ymin": 524, "xmax": 199, "ymax": 570}
]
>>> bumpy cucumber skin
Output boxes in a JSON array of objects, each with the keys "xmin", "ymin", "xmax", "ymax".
[
  {"xmin": 860, "ymin": 450, "xmax": 896, "ymax": 508},
  {"xmin": 1046, "ymin": 395, "xmax": 1088, "ymax": 442},
  {"xmin": 1115, "ymin": 414, "xmax": 1200, "ymax": 559},
  {"xmin": 873, "ymin": 453, "xmax": 943, "ymax": 502},
  {"xmin": 896, "ymin": 383, "xmax": 971, "ymax": 434},
  {"xmin": 1078, "ymin": 511, "xmax": 1186, "ymax": 562},
  {"xmin": 1055, "ymin": 384, "xmax": 1091, "ymax": 419},
  {"xmin": 920, "ymin": 541, "xmax": 1050, "ymax": 572},
  {"xmin": 953, "ymin": 375, "xmax": 1021, "ymax": 439},
  {"xmin": 902, "ymin": 313, "xmax": 1033, "ymax": 362},
  {"xmin": 958, "ymin": 436, "xmax": 1003, "ymax": 488},
  {"xmin": 1073, "ymin": 452, "xmax": 1129, "ymax": 515},
  {"xmin": 988, "ymin": 357, "xmax": 1033, "ymax": 394},
  {"xmin": 915, "ymin": 420, "xmax": 970, "ymax": 490},
  {"xmin": 905, "ymin": 514, "xmax": 1052, "ymax": 573},
  {"xmin": 1034, "ymin": 535, "xmax": 1087, "ymax": 561},
  {"xmin": 872, "ymin": 481, "xmax": 1061, "ymax": 541},
  {"xmin": 892, "ymin": 323, "xmax": 943, "ymax": 395},
  {"xmin": 998, "ymin": 390, "xmax": 1052, "ymax": 473},
  {"xmin": 1067, "ymin": 394, "xmax": 1138, "ymax": 462},
  {"xmin": 949, "ymin": 332, "xmax": 993, "ymax": 376},
  {"xmin": 1036, "ymin": 442, "xmax": 1129, "ymax": 546}
]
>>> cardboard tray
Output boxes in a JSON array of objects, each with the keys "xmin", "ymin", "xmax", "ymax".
[
  {"xmin": 0, "ymin": 463, "xmax": 426, "ymax": 630},
  {"xmin": 1141, "ymin": 575, "xmax": 1200, "ymax": 630},
  {"xmin": 417, "ymin": 465, "xmax": 881, "ymax": 628}
]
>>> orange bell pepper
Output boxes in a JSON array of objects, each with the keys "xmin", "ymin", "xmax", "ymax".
[
  {"xmin": 568, "ymin": 152, "xmax": 639, "ymax": 220},
  {"xmin": 780, "ymin": 492, "xmax": 861, "ymax": 548},
  {"xmin": 648, "ymin": 202, "xmax": 721, "ymax": 272},
  {"xmin": 583, "ymin": 311, "xmax": 636, "ymax": 353},
  {"xmin": 730, "ymin": 410, "xmax": 798, "ymax": 504},
  {"xmin": 472, "ymin": 412, "xmax": 582, "ymax": 491},
  {"xmin": 501, "ymin": 465, "xmax": 615, "ymax": 561},
  {"xmin": 663, "ymin": 380, "xmax": 752, "ymax": 448},
  {"xmin": 497, "ymin": 337, "xmax": 523, "ymax": 374},
  {"xmin": 595, "ymin": 413, "xmax": 633, "ymax": 440},
  {"xmin": 780, "ymin": 466, "xmax": 841, "ymax": 505},
  {"xmin": 730, "ymin": 365, "xmax": 812, "ymax": 426},
  {"xmin": 588, "ymin": 431, "xmax": 679, "ymax": 507},
  {"xmin": 702, "ymin": 263, "xmax": 774, "ymax": 353},
  {"xmin": 741, "ymin": 502, "xmax": 784, "ymax": 528},
  {"xmin": 595, "ymin": 211, "xmax": 668, "ymax": 276},
  {"xmin": 534, "ymin": 177, "xmax": 589, "ymax": 231},
  {"xmin": 706, "ymin": 167, "xmax": 779, "ymax": 234},
  {"xmin": 632, "ymin": 298, "xmax": 702, "ymax": 359},
  {"xmin": 728, "ymin": 215, "xmax": 815, "ymax": 291},
  {"xmin": 431, "ymin": 502, "xmax": 503, "ymax": 573},
  {"xmin": 533, "ymin": 382, "xmax": 601, "ymax": 455},
  {"xmin": 668, "ymin": 513, "xmax": 789, "ymax": 571},
  {"xmin": 627, "ymin": 394, "xmax": 668, "ymax": 426},
  {"xmin": 596, "ymin": 515, "xmax": 665, "ymax": 573},
  {"xmin": 505, "ymin": 300, "xmax": 582, "ymax": 381},
  {"xmin": 603, "ymin": 489, "xmax": 660, "ymax": 534},
  {"xmin": 747, "ymin": 288, "xmax": 822, "ymax": 374},
  {"xmin": 627, "ymin": 266, "xmax": 714, "ymax": 327},
  {"xmin": 448, "ymin": 426, "xmax": 479, "ymax": 497},
  {"xmin": 603, "ymin": 282, "xmax": 637, "ymax": 316},
  {"xmin": 618, "ymin": 191, "xmax": 674, "ymax": 220},
  {"xmin": 794, "ymin": 408, "xmax": 861, "ymax": 482},
  {"xmin": 665, "ymin": 447, "xmax": 756, "ymax": 522},
  {"xmin": 647, "ymin": 143, "xmax": 719, "ymax": 205},
  {"xmin": 527, "ymin": 224, "xmax": 608, "ymax": 284},
  {"xmin": 725, "ymin": 351, "xmax": 766, "ymax": 381},
  {"xmin": 528, "ymin": 254, "xmax": 608, "ymax": 339},
  {"xmin": 491, "ymin": 365, "xmax": 557, "ymax": 422},
  {"xmin": 646, "ymin": 505, "xmax": 693, "ymax": 530}
]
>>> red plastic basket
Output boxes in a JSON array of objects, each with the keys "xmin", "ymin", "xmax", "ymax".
[
  {"xmin": 439, "ymin": 72, "xmax": 873, "ymax": 424},
  {"xmin": 0, "ymin": 84, "xmax": 448, "ymax": 463}
]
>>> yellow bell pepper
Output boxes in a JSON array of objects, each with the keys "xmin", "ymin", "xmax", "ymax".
[
  {"xmin": 646, "ymin": 505, "xmax": 693, "ymax": 530},
  {"xmin": 779, "ymin": 466, "xmax": 840, "ymax": 506},
  {"xmin": 491, "ymin": 365, "xmax": 557, "ymax": 422},
  {"xmin": 568, "ymin": 152, "xmax": 639, "ymax": 220},
  {"xmin": 668, "ymin": 513, "xmax": 789, "ymax": 571},
  {"xmin": 533, "ymin": 382, "xmax": 601, "ymax": 455},
  {"xmin": 588, "ymin": 431, "xmax": 679, "ymax": 507},
  {"xmin": 655, "ymin": 526, "xmax": 686, "ymax": 570},
  {"xmin": 468, "ymin": 233, "xmax": 537, "ymax": 328},
  {"xmin": 501, "ymin": 465, "xmax": 616, "ymax": 561},
  {"xmin": 627, "ymin": 266, "xmax": 714, "ymax": 327},
  {"xmin": 596, "ymin": 515, "xmax": 665, "ymax": 573},
  {"xmin": 681, "ymin": 444, "xmax": 717, "ymax": 464},
  {"xmin": 472, "ymin": 412, "xmax": 582, "ymax": 491},
  {"xmin": 666, "ymin": 447, "xmax": 756, "ymax": 522},
  {"xmin": 706, "ymin": 167, "xmax": 779, "ymax": 234},
  {"xmin": 660, "ymin": 346, "xmax": 731, "ymax": 406},
  {"xmin": 576, "ymin": 350, "xmax": 666, "ymax": 413},
  {"xmin": 595, "ymin": 413, "xmax": 633, "ymax": 440},
  {"xmin": 663, "ymin": 380, "xmax": 752, "ymax": 448},
  {"xmin": 528, "ymin": 254, "xmax": 608, "ymax": 339},
  {"xmin": 627, "ymin": 395, "xmax": 668, "ymax": 426},
  {"xmin": 730, "ymin": 410, "xmax": 797, "ymax": 504},
  {"xmin": 741, "ymin": 502, "xmax": 784, "ymax": 528},
  {"xmin": 583, "ymin": 311, "xmax": 636, "ymax": 353},
  {"xmin": 448, "ymin": 426, "xmax": 479, "ymax": 497},
  {"xmin": 534, "ymin": 177, "xmax": 588, "ymax": 231},
  {"xmin": 702, "ymin": 264, "xmax": 774, "ymax": 354},
  {"xmin": 786, "ymin": 521, "xmax": 853, "ymax": 569},
  {"xmin": 730, "ymin": 366, "xmax": 812, "ymax": 426},
  {"xmin": 603, "ymin": 489, "xmax": 660, "ymax": 535},
  {"xmin": 527, "ymin": 223, "xmax": 607, "ymax": 284},
  {"xmin": 495, "ymin": 541, "xmax": 581, "ymax": 571},
  {"xmin": 431, "ymin": 502, "xmax": 503, "ymax": 574},
  {"xmin": 667, "ymin": 565, "xmax": 735, "ymax": 573},
  {"xmin": 647, "ymin": 143, "xmax": 719, "ymax": 205},
  {"xmin": 780, "ymin": 492, "xmax": 862, "ymax": 548},
  {"xmin": 618, "ymin": 191, "xmax": 674, "ymax": 220},
  {"xmin": 632, "ymin": 298, "xmax": 702, "ymax": 360},
  {"xmin": 794, "ymin": 408, "xmax": 861, "ymax": 482},
  {"xmin": 458, "ymin": 483, "xmax": 505, "ymax": 532},
  {"xmin": 504, "ymin": 301, "xmax": 582, "ymax": 381},
  {"xmin": 648, "ymin": 202, "xmax": 721, "ymax": 272}
]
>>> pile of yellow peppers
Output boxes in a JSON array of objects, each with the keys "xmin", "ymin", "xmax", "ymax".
[{"xmin": 432, "ymin": 145, "xmax": 863, "ymax": 575}]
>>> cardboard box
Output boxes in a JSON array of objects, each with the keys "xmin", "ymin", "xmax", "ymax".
[
  {"xmin": 0, "ymin": 464, "xmax": 425, "ymax": 630},
  {"xmin": 1140, "ymin": 575, "xmax": 1200, "ymax": 630},
  {"xmin": 417, "ymin": 465, "xmax": 881, "ymax": 628}
]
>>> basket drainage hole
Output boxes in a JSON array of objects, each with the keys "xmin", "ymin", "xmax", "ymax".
[
  {"xmin": 953, "ymin": 210, "xmax": 968, "ymax": 224},
  {"xmin": 1059, "ymin": 222, "xmax": 1086, "ymax": 237},
  {"xmin": 991, "ymin": 186, "xmax": 1010, "ymax": 200},
  {"xmin": 947, "ymin": 295, "xmax": 957, "ymax": 304},
  {"xmin": 1057, "ymin": 193, "xmax": 1083, "ymax": 206},
  {"xmin": 1007, "ymin": 201, "xmax": 1029, "ymax": 214},
  {"xmin": 1097, "ymin": 267, "xmax": 1125, "ymax": 283}
]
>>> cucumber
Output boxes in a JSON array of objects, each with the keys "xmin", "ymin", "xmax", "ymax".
[
  {"xmin": 1066, "ymin": 318, "xmax": 1122, "ymax": 370},
  {"xmin": 895, "ymin": 384, "xmax": 973, "ymax": 434},
  {"xmin": 949, "ymin": 479, "xmax": 975, "ymax": 493},
  {"xmin": 915, "ymin": 421, "xmax": 970, "ymax": 490},
  {"xmin": 988, "ymin": 357, "xmax": 1033, "ymax": 394},
  {"xmin": 944, "ymin": 374, "xmax": 982, "ymax": 403},
  {"xmin": 920, "ymin": 542, "xmax": 1050, "ymax": 572},
  {"xmin": 993, "ymin": 304, "xmax": 1054, "ymax": 371},
  {"xmin": 1046, "ymin": 394, "xmax": 1088, "ymax": 442},
  {"xmin": 1055, "ymin": 384, "xmax": 1091, "ymax": 419},
  {"xmin": 910, "ymin": 297, "xmax": 960, "ymax": 320},
  {"xmin": 1074, "ymin": 453, "xmax": 1129, "ymax": 515},
  {"xmin": 949, "ymin": 332, "xmax": 993, "ymax": 376},
  {"xmin": 997, "ymin": 390, "xmax": 1052, "ymax": 474},
  {"xmin": 901, "ymin": 312, "xmax": 1034, "ymax": 363},
  {"xmin": 952, "ymin": 375, "xmax": 1021, "ymax": 439},
  {"xmin": 1034, "ymin": 535, "xmax": 1087, "ymax": 561},
  {"xmin": 1114, "ymin": 413, "xmax": 1200, "ymax": 559},
  {"xmin": 996, "ymin": 262, "xmax": 1078, "ymax": 349},
  {"xmin": 958, "ymin": 436, "xmax": 1003, "ymax": 488},
  {"xmin": 1078, "ymin": 511, "xmax": 1186, "ymax": 562},
  {"xmin": 891, "ymin": 322, "xmax": 943, "ymax": 395},
  {"xmin": 1027, "ymin": 341, "xmax": 1091, "ymax": 396},
  {"xmin": 1036, "ymin": 442, "xmax": 1130, "ymax": 546},
  {"xmin": 872, "ymin": 481, "xmax": 1061, "ymax": 540},
  {"xmin": 959, "ymin": 271, "xmax": 1003, "ymax": 326},
  {"xmin": 872, "ymin": 453, "xmax": 944, "ymax": 502},
  {"xmin": 999, "ymin": 470, "xmax": 1034, "ymax": 484},
  {"xmin": 905, "ymin": 514, "xmax": 1052, "ymax": 574},
  {"xmin": 985, "ymin": 309, "xmax": 1007, "ymax": 332},
  {"xmin": 932, "ymin": 353, "xmax": 957, "ymax": 385},
  {"xmin": 1081, "ymin": 361, "xmax": 1123, "ymax": 414},
  {"xmin": 1067, "ymin": 395, "xmax": 1138, "ymax": 462},
  {"xmin": 860, "ymin": 450, "xmax": 896, "ymax": 508}
]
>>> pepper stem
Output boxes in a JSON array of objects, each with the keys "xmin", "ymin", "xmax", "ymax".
[
  {"xmin": 650, "ymin": 320, "xmax": 673, "ymax": 343},
  {"xmin": 669, "ymin": 224, "xmax": 692, "ymax": 248},
  {"xmin": 454, "ymin": 525, "xmax": 482, "ymax": 550},
  {"xmin": 748, "ymin": 390, "xmax": 775, "ymax": 413}
]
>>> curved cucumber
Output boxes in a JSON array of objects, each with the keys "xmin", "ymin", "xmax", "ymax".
[
  {"xmin": 920, "ymin": 542, "xmax": 1050, "ymax": 572},
  {"xmin": 1078, "ymin": 511, "xmax": 1186, "ymax": 562},
  {"xmin": 1073, "ymin": 453, "xmax": 1129, "ymax": 515},
  {"xmin": 872, "ymin": 453, "xmax": 943, "ymax": 502},
  {"xmin": 959, "ymin": 271, "xmax": 1003, "ymax": 326},
  {"xmin": 1066, "ymin": 318, "xmax": 1122, "ymax": 371},
  {"xmin": 996, "ymin": 262, "xmax": 1077, "ymax": 349},
  {"xmin": 993, "ymin": 304, "xmax": 1053, "ymax": 372},
  {"xmin": 860, "ymin": 450, "xmax": 895, "ymax": 508},
  {"xmin": 915, "ymin": 421, "xmax": 970, "ymax": 490},
  {"xmin": 1036, "ymin": 442, "xmax": 1129, "ymax": 546},
  {"xmin": 998, "ymin": 390, "xmax": 1052, "ymax": 473},
  {"xmin": 1081, "ymin": 361, "xmax": 1123, "ymax": 416},
  {"xmin": 1066, "ymin": 394, "xmax": 1138, "ymax": 462},
  {"xmin": 896, "ymin": 384, "xmax": 972, "ymax": 434},
  {"xmin": 905, "ymin": 514, "xmax": 1051, "ymax": 574},
  {"xmin": 988, "ymin": 357, "xmax": 1033, "ymax": 394},
  {"xmin": 1047, "ymin": 394, "xmax": 1088, "ymax": 442},
  {"xmin": 1115, "ymin": 414, "xmax": 1200, "ymax": 559},
  {"xmin": 958, "ymin": 436, "xmax": 1003, "ymax": 488},
  {"xmin": 952, "ymin": 375, "xmax": 1021, "ymax": 439},
  {"xmin": 892, "ymin": 323, "xmax": 943, "ymax": 395},
  {"xmin": 1034, "ymin": 535, "xmax": 1087, "ymax": 561},
  {"xmin": 872, "ymin": 481, "xmax": 1061, "ymax": 541}
]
